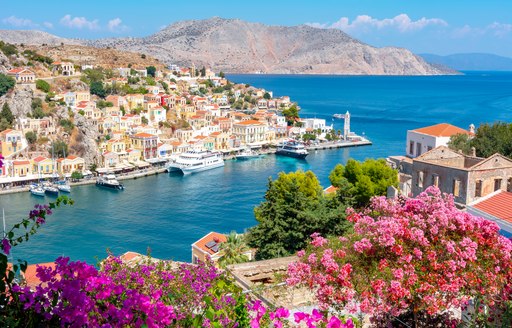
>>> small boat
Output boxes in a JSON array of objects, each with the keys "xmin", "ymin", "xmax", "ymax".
[
  {"xmin": 167, "ymin": 150, "xmax": 224, "ymax": 174},
  {"xmin": 30, "ymin": 185, "xmax": 45, "ymax": 197},
  {"xmin": 236, "ymin": 148, "xmax": 261, "ymax": 160},
  {"xmin": 55, "ymin": 180, "xmax": 71, "ymax": 193},
  {"xmin": 96, "ymin": 174, "xmax": 124, "ymax": 190},
  {"xmin": 42, "ymin": 183, "xmax": 59, "ymax": 196},
  {"xmin": 333, "ymin": 113, "xmax": 345, "ymax": 119},
  {"xmin": 275, "ymin": 140, "xmax": 309, "ymax": 159}
]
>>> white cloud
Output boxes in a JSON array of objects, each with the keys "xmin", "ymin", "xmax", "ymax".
[
  {"xmin": 308, "ymin": 14, "xmax": 448, "ymax": 34},
  {"xmin": 487, "ymin": 22, "xmax": 512, "ymax": 37},
  {"xmin": 60, "ymin": 14, "xmax": 99, "ymax": 30},
  {"xmin": 2, "ymin": 15, "xmax": 37, "ymax": 28},
  {"xmin": 43, "ymin": 21, "xmax": 54, "ymax": 29},
  {"xmin": 452, "ymin": 22, "xmax": 512, "ymax": 39},
  {"xmin": 107, "ymin": 18, "xmax": 128, "ymax": 33}
]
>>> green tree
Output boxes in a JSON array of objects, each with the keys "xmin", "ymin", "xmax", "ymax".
[
  {"xmin": 141, "ymin": 116, "xmax": 149, "ymax": 125},
  {"xmin": 263, "ymin": 92, "xmax": 271, "ymax": 100},
  {"xmin": 140, "ymin": 54, "xmax": 146, "ymax": 59},
  {"xmin": 51, "ymin": 140, "xmax": 68, "ymax": 158},
  {"xmin": 0, "ymin": 73, "xmax": 16, "ymax": 97},
  {"xmin": 219, "ymin": 71, "xmax": 225, "ymax": 78},
  {"xmin": 217, "ymin": 232, "xmax": 250, "ymax": 269},
  {"xmin": 25, "ymin": 131, "xmax": 37, "ymax": 145},
  {"xmin": 302, "ymin": 133, "xmax": 316, "ymax": 142},
  {"xmin": 247, "ymin": 170, "xmax": 350, "ymax": 260},
  {"xmin": 0, "ymin": 103, "xmax": 14, "ymax": 126},
  {"xmin": 90, "ymin": 81, "xmax": 106, "ymax": 98},
  {"xmin": 200, "ymin": 66, "xmax": 206, "ymax": 77},
  {"xmin": 330, "ymin": 159, "xmax": 398, "ymax": 207},
  {"xmin": 59, "ymin": 119, "xmax": 74, "ymax": 134},
  {"xmin": 472, "ymin": 122, "xmax": 512, "ymax": 158},
  {"xmin": 160, "ymin": 81, "xmax": 169, "ymax": 93},
  {"xmin": 447, "ymin": 133, "xmax": 473, "ymax": 155},
  {"xmin": 81, "ymin": 68, "xmax": 104, "ymax": 84},
  {"xmin": 146, "ymin": 66, "xmax": 156, "ymax": 78},
  {"xmin": 35, "ymin": 79, "xmax": 51, "ymax": 93},
  {"xmin": 71, "ymin": 170, "xmax": 83, "ymax": 181},
  {"xmin": 282, "ymin": 104, "xmax": 299, "ymax": 126}
]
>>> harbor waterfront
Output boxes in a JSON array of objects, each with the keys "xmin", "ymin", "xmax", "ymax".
[{"xmin": 2, "ymin": 72, "xmax": 512, "ymax": 265}]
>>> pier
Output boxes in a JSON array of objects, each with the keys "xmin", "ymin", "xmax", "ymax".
[{"xmin": 306, "ymin": 139, "xmax": 372, "ymax": 150}]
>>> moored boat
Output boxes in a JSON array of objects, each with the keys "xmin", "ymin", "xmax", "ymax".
[
  {"xmin": 236, "ymin": 148, "xmax": 261, "ymax": 160},
  {"xmin": 96, "ymin": 174, "xmax": 124, "ymax": 190},
  {"xmin": 55, "ymin": 180, "xmax": 71, "ymax": 193},
  {"xmin": 275, "ymin": 140, "xmax": 309, "ymax": 159},
  {"xmin": 167, "ymin": 150, "xmax": 224, "ymax": 174},
  {"xmin": 29, "ymin": 184, "xmax": 45, "ymax": 197},
  {"xmin": 42, "ymin": 183, "xmax": 59, "ymax": 196}
]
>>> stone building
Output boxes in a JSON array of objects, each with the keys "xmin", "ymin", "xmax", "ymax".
[{"xmin": 411, "ymin": 146, "xmax": 512, "ymax": 205}]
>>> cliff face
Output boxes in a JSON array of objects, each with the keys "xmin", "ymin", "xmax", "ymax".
[{"xmin": 88, "ymin": 17, "xmax": 455, "ymax": 75}]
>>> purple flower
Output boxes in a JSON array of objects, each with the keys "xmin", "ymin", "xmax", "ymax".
[{"xmin": 2, "ymin": 238, "xmax": 11, "ymax": 255}]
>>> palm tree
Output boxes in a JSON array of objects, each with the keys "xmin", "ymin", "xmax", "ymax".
[{"xmin": 218, "ymin": 231, "xmax": 250, "ymax": 269}]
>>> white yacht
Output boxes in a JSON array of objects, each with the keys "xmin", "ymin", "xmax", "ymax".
[
  {"xmin": 236, "ymin": 147, "xmax": 261, "ymax": 160},
  {"xmin": 167, "ymin": 150, "xmax": 224, "ymax": 174},
  {"xmin": 275, "ymin": 140, "xmax": 309, "ymax": 159},
  {"xmin": 96, "ymin": 174, "xmax": 124, "ymax": 190}
]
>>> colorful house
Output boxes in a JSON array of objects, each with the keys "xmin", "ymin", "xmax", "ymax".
[
  {"xmin": 12, "ymin": 160, "xmax": 31, "ymax": 177},
  {"xmin": 0, "ymin": 129, "xmax": 25, "ymax": 158},
  {"xmin": 7, "ymin": 67, "xmax": 36, "ymax": 84},
  {"xmin": 32, "ymin": 156, "xmax": 55, "ymax": 175},
  {"xmin": 129, "ymin": 133, "xmax": 158, "ymax": 160},
  {"xmin": 56, "ymin": 155, "xmax": 85, "ymax": 176},
  {"xmin": 191, "ymin": 232, "xmax": 227, "ymax": 265}
]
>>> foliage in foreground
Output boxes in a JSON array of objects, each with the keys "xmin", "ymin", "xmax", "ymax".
[{"xmin": 287, "ymin": 186, "xmax": 512, "ymax": 327}]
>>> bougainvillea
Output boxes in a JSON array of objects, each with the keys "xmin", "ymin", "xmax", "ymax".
[{"xmin": 287, "ymin": 186, "xmax": 512, "ymax": 325}]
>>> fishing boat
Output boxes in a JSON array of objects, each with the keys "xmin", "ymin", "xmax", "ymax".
[
  {"xmin": 167, "ymin": 150, "xmax": 224, "ymax": 174},
  {"xmin": 333, "ymin": 113, "xmax": 345, "ymax": 119},
  {"xmin": 275, "ymin": 140, "xmax": 309, "ymax": 159}
]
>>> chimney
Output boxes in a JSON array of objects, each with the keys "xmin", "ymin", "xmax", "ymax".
[{"xmin": 471, "ymin": 147, "xmax": 476, "ymax": 157}]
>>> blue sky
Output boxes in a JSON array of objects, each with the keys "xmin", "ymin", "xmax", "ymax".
[{"xmin": 2, "ymin": 0, "xmax": 512, "ymax": 57}]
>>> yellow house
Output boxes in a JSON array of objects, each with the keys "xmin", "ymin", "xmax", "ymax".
[
  {"xmin": 0, "ymin": 129, "xmax": 25, "ymax": 158},
  {"xmin": 12, "ymin": 160, "xmax": 31, "ymax": 177},
  {"xmin": 32, "ymin": 156, "xmax": 54, "ymax": 175},
  {"xmin": 106, "ymin": 139, "xmax": 126, "ymax": 154},
  {"xmin": 75, "ymin": 91, "xmax": 91, "ymax": 103},
  {"xmin": 210, "ymin": 132, "xmax": 229, "ymax": 150},
  {"xmin": 126, "ymin": 149, "xmax": 141, "ymax": 163},
  {"xmin": 125, "ymin": 94, "xmax": 144, "ymax": 110},
  {"xmin": 56, "ymin": 155, "xmax": 85, "ymax": 175}
]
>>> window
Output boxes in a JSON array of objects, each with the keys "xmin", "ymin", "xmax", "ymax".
[
  {"xmin": 418, "ymin": 171, "xmax": 424, "ymax": 188},
  {"xmin": 507, "ymin": 177, "xmax": 512, "ymax": 192},
  {"xmin": 427, "ymin": 146, "xmax": 433, "ymax": 152},
  {"xmin": 475, "ymin": 180, "xmax": 482, "ymax": 197},
  {"xmin": 409, "ymin": 141, "xmax": 414, "ymax": 155},
  {"xmin": 494, "ymin": 178, "xmax": 502, "ymax": 191},
  {"xmin": 432, "ymin": 175, "xmax": 439, "ymax": 187},
  {"xmin": 416, "ymin": 142, "xmax": 422, "ymax": 157},
  {"xmin": 453, "ymin": 179, "xmax": 461, "ymax": 197}
]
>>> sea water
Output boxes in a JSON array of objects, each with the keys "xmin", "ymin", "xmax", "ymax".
[{"xmin": 1, "ymin": 72, "xmax": 511, "ymax": 264}]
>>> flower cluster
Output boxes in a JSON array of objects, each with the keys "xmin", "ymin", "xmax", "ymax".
[{"xmin": 287, "ymin": 187, "xmax": 512, "ymax": 323}]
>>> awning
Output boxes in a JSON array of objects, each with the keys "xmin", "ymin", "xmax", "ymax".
[{"xmin": 135, "ymin": 161, "xmax": 150, "ymax": 168}]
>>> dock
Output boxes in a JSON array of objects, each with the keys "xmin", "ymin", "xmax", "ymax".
[{"xmin": 305, "ymin": 139, "xmax": 372, "ymax": 150}]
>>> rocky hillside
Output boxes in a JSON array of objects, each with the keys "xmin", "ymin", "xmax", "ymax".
[
  {"xmin": 0, "ymin": 30, "xmax": 80, "ymax": 46},
  {"xmin": 1, "ymin": 18, "xmax": 457, "ymax": 75},
  {"xmin": 88, "ymin": 17, "xmax": 455, "ymax": 75}
]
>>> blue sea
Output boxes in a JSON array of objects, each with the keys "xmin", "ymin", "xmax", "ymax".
[{"xmin": 1, "ymin": 72, "xmax": 511, "ymax": 265}]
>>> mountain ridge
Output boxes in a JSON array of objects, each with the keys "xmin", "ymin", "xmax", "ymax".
[
  {"xmin": 0, "ymin": 17, "xmax": 456, "ymax": 75},
  {"xmin": 420, "ymin": 53, "xmax": 512, "ymax": 71}
]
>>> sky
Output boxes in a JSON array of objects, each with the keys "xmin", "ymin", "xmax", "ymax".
[{"xmin": 1, "ymin": 0, "xmax": 512, "ymax": 57}]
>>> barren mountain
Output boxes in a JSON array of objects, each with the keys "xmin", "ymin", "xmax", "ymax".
[
  {"xmin": 1, "ymin": 18, "xmax": 457, "ymax": 75},
  {"xmin": 0, "ymin": 29, "xmax": 81, "ymax": 46}
]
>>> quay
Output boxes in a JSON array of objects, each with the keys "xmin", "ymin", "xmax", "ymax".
[{"xmin": 305, "ymin": 139, "xmax": 372, "ymax": 150}]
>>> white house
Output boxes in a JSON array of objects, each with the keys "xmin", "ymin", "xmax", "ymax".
[{"xmin": 406, "ymin": 123, "xmax": 472, "ymax": 158}]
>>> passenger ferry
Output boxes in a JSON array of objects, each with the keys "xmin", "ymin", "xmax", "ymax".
[
  {"xmin": 275, "ymin": 140, "xmax": 309, "ymax": 159},
  {"xmin": 167, "ymin": 150, "xmax": 224, "ymax": 174}
]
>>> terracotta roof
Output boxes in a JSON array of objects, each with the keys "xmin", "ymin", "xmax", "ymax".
[
  {"xmin": 132, "ymin": 132, "xmax": 156, "ymax": 138},
  {"xmin": 192, "ymin": 232, "xmax": 227, "ymax": 255},
  {"xmin": 23, "ymin": 262, "xmax": 57, "ymax": 289},
  {"xmin": 323, "ymin": 185, "xmax": 339, "ymax": 194},
  {"xmin": 472, "ymin": 190, "xmax": 512, "ymax": 224},
  {"xmin": 235, "ymin": 120, "xmax": 263, "ymax": 126},
  {"xmin": 412, "ymin": 123, "xmax": 469, "ymax": 137},
  {"xmin": 0, "ymin": 129, "xmax": 14, "ymax": 135},
  {"xmin": 32, "ymin": 156, "xmax": 49, "ymax": 163},
  {"xmin": 13, "ymin": 160, "xmax": 30, "ymax": 165}
]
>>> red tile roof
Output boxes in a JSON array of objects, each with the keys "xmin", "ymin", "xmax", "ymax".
[
  {"xmin": 193, "ymin": 232, "xmax": 227, "ymax": 255},
  {"xmin": 33, "ymin": 156, "xmax": 49, "ymax": 163},
  {"xmin": 132, "ymin": 133, "xmax": 156, "ymax": 138},
  {"xmin": 323, "ymin": 185, "xmax": 339, "ymax": 194},
  {"xmin": 23, "ymin": 262, "xmax": 57, "ymax": 289},
  {"xmin": 472, "ymin": 190, "xmax": 512, "ymax": 224},
  {"xmin": 236, "ymin": 120, "xmax": 263, "ymax": 126},
  {"xmin": 412, "ymin": 123, "xmax": 469, "ymax": 137},
  {"xmin": 13, "ymin": 160, "xmax": 30, "ymax": 165}
]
